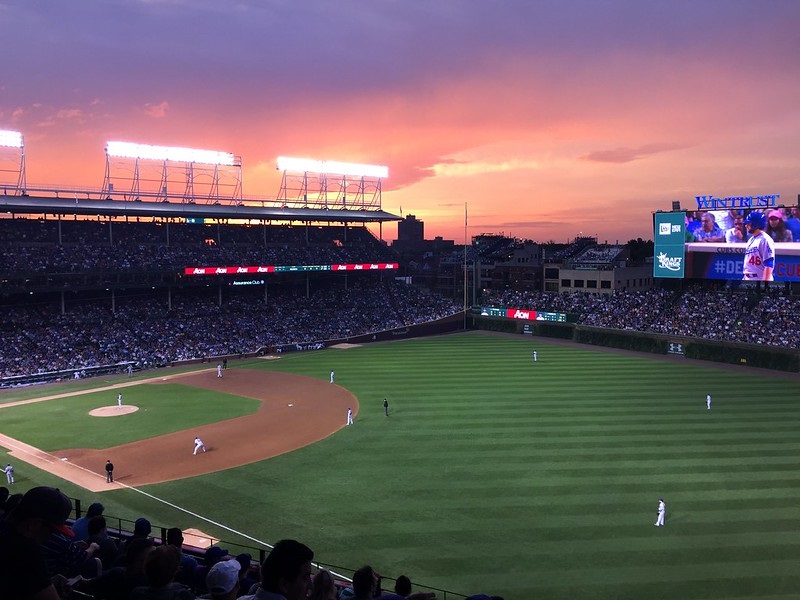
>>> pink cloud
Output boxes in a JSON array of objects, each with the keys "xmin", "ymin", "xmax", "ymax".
[
  {"xmin": 580, "ymin": 143, "xmax": 690, "ymax": 164},
  {"xmin": 144, "ymin": 101, "xmax": 169, "ymax": 118}
]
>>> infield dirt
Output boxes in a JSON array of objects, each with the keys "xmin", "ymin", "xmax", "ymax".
[{"xmin": 0, "ymin": 368, "xmax": 357, "ymax": 491}]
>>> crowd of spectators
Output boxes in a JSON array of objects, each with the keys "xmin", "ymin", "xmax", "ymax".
[
  {"xmin": 1, "ymin": 487, "xmax": 505, "ymax": 600},
  {"xmin": 482, "ymin": 286, "xmax": 800, "ymax": 349},
  {"xmin": 0, "ymin": 280, "xmax": 462, "ymax": 380},
  {"xmin": 0, "ymin": 219, "xmax": 396, "ymax": 274}
]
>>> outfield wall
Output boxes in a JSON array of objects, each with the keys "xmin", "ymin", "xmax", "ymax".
[{"xmin": 471, "ymin": 315, "xmax": 800, "ymax": 373}]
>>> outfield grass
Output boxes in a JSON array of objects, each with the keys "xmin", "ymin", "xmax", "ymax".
[{"xmin": 2, "ymin": 331, "xmax": 800, "ymax": 598}]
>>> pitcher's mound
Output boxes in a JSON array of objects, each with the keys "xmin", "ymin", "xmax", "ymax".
[{"xmin": 89, "ymin": 405, "xmax": 139, "ymax": 417}]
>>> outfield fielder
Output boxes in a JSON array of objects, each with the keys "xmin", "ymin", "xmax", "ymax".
[
  {"xmin": 193, "ymin": 437, "xmax": 207, "ymax": 455},
  {"xmin": 654, "ymin": 498, "xmax": 666, "ymax": 527},
  {"xmin": 217, "ymin": 363, "xmax": 223, "ymax": 378},
  {"xmin": 742, "ymin": 211, "xmax": 775, "ymax": 281},
  {"xmin": 706, "ymin": 394, "xmax": 711, "ymax": 410},
  {"xmin": 330, "ymin": 370, "xmax": 335, "ymax": 384}
]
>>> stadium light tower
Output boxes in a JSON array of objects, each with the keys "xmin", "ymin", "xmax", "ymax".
[
  {"xmin": 276, "ymin": 156, "xmax": 388, "ymax": 210},
  {"xmin": 0, "ymin": 129, "xmax": 26, "ymax": 194},
  {"xmin": 103, "ymin": 140, "xmax": 242, "ymax": 204}
]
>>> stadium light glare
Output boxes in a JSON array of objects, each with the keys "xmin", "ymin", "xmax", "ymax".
[
  {"xmin": 106, "ymin": 141, "xmax": 236, "ymax": 166},
  {"xmin": 277, "ymin": 156, "xmax": 388, "ymax": 178},
  {"xmin": 0, "ymin": 129, "xmax": 23, "ymax": 149}
]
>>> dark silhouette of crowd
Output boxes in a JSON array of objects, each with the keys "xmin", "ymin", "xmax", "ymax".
[
  {"xmin": 2, "ymin": 486, "xmax": 505, "ymax": 599},
  {"xmin": 0, "ymin": 218, "xmax": 397, "ymax": 275}
]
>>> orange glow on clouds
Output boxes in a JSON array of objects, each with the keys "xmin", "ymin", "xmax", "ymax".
[{"xmin": 3, "ymin": 2, "xmax": 799, "ymax": 244}]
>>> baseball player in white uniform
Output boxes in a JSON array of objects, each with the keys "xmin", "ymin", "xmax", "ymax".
[
  {"xmin": 533, "ymin": 350, "xmax": 537, "ymax": 362},
  {"xmin": 654, "ymin": 498, "xmax": 666, "ymax": 527},
  {"xmin": 706, "ymin": 394, "xmax": 711, "ymax": 410},
  {"xmin": 117, "ymin": 393, "xmax": 123, "ymax": 409},
  {"xmin": 4, "ymin": 463, "xmax": 13, "ymax": 484},
  {"xmin": 193, "ymin": 437, "xmax": 206, "ymax": 455},
  {"xmin": 330, "ymin": 370, "xmax": 335, "ymax": 384},
  {"xmin": 217, "ymin": 364, "xmax": 223, "ymax": 378},
  {"xmin": 742, "ymin": 211, "xmax": 775, "ymax": 281},
  {"xmin": 346, "ymin": 408, "xmax": 353, "ymax": 425}
]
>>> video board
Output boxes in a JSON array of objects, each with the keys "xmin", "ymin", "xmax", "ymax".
[{"xmin": 654, "ymin": 197, "xmax": 800, "ymax": 282}]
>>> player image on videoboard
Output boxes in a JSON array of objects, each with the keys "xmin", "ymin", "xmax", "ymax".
[{"xmin": 683, "ymin": 207, "xmax": 800, "ymax": 282}]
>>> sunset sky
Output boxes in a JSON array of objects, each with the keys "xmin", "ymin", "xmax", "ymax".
[{"xmin": 2, "ymin": 0, "xmax": 799, "ymax": 244}]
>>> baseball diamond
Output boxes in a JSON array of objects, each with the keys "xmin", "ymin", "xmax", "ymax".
[{"xmin": 1, "ymin": 369, "xmax": 356, "ymax": 489}]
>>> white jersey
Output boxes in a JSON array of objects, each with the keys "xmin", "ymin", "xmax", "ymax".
[{"xmin": 742, "ymin": 232, "xmax": 775, "ymax": 280}]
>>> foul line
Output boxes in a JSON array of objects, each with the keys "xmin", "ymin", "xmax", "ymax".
[{"xmin": 63, "ymin": 459, "xmax": 353, "ymax": 583}]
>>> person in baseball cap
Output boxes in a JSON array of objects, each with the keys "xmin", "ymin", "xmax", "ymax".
[
  {"xmin": 206, "ymin": 558, "xmax": 241, "ymax": 599},
  {"xmin": 0, "ymin": 487, "xmax": 74, "ymax": 599},
  {"xmin": 10, "ymin": 486, "xmax": 74, "ymax": 538}
]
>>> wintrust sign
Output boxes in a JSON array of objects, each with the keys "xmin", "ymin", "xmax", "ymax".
[{"xmin": 695, "ymin": 194, "xmax": 779, "ymax": 210}]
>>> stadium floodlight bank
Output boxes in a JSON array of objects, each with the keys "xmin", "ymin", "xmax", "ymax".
[
  {"xmin": 103, "ymin": 140, "xmax": 243, "ymax": 205},
  {"xmin": 0, "ymin": 129, "xmax": 24, "ymax": 149},
  {"xmin": 106, "ymin": 141, "xmax": 236, "ymax": 166},
  {"xmin": 277, "ymin": 156, "xmax": 388, "ymax": 179}
]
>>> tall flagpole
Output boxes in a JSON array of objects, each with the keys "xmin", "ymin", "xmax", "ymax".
[{"xmin": 463, "ymin": 202, "xmax": 468, "ymax": 328}]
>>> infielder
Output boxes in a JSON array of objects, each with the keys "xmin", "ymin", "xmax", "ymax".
[
  {"xmin": 4, "ymin": 463, "xmax": 13, "ymax": 484},
  {"xmin": 654, "ymin": 498, "xmax": 666, "ymax": 527},
  {"xmin": 217, "ymin": 364, "xmax": 223, "ymax": 378},
  {"xmin": 706, "ymin": 394, "xmax": 711, "ymax": 410},
  {"xmin": 193, "ymin": 437, "xmax": 207, "ymax": 455},
  {"xmin": 117, "ymin": 392, "xmax": 123, "ymax": 409},
  {"xmin": 347, "ymin": 407, "xmax": 353, "ymax": 426},
  {"xmin": 330, "ymin": 370, "xmax": 335, "ymax": 384},
  {"xmin": 742, "ymin": 211, "xmax": 775, "ymax": 281}
]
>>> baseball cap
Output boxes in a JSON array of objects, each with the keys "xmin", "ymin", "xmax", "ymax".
[
  {"xmin": 11, "ymin": 486, "xmax": 74, "ymax": 537},
  {"xmin": 87, "ymin": 502, "xmax": 105, "ymax": 517},
  {"xmin": 206, "ymin": 558, "xmax": 241, "ymax": 594},
  {"xmin": 206, "ymin": 545, "xmax": 230, "ymax": 562},
  {"xmin": 768, "ymin": 209, "xmax": 784, "ymax": 220},
  {"xmin": 134, "ymin": 517, "xmax": 152, "ymax": 535}
]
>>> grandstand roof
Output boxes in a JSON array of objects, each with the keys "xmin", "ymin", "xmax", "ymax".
[{"xmin": 1, "ymin": 193, "xmax": 400, "ymax": 224}]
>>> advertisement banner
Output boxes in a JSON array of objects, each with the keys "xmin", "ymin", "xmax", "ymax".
[
  {"xmin": 184, "ymin": 262, "xmax": 399, "ymax": 276},
  {"xmin": 653, "ymin": 212, "xmax": 686, "ymax": 278}
]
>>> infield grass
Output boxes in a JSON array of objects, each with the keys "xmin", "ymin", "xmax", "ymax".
[{"xmin": 2, "ymin": 331, "xmax": 800, "ymax": 598}]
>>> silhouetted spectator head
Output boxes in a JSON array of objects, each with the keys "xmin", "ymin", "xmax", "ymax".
[
  {"xmin": 8, "ymin": 486, "xmax": 73, "ymax": 542},
  {"xmin": 87, "ymin": 515, "xmax": 106, "ymax": 537},
  {"xmin": 311, "ymin": 569, "xmax": 336, "ymax": 600},
  {"xmin": 395, "ymin": 574, "xmax": 412, "ymax": 597},
  {"xmin": 143, "ymin": 544, "xmax": 181, "ymax": 588},
  {"xmin": 260, "ymin": 539, "xmax": 314, "ymax": 600},
  {"xmin": 205, "ymin": 545, "xmax": 230, "ymax": 566},
  {"xmin": 86, "ymin": 502, "xmax": 104, "ymax": 517},
  {"xmin": 4, "ymin": 492, "xmax": 23, "ymax": 515},
  {"xmin": 133, "ymin": 517, "xmax": 152, "ymax": 536},
  {"xmin": 352, "ymin": 565, "xmax": 379, "ymax": 599},
  {"xmin": 166, "ymin": 527, "xmax": 184, "ymax": 546}
]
